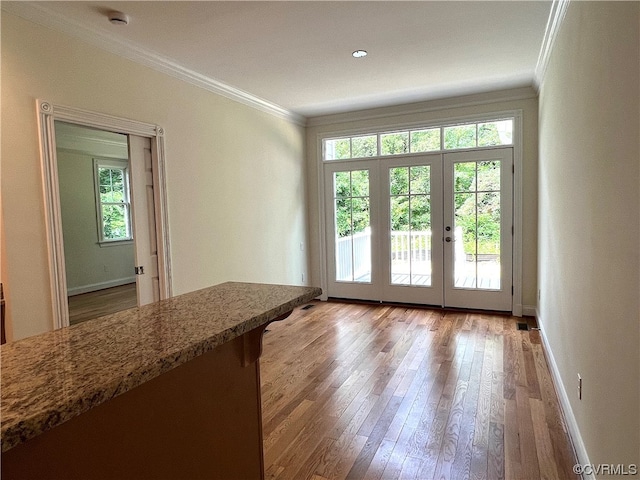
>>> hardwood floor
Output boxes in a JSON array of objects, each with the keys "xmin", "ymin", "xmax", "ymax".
[
  {"xmin": 260, "ymin": 301, "xmax": 578, "ymax": 480},
  {"xmin": 68, "ymin": 283, "xmax": 137, "ymax": 325}
]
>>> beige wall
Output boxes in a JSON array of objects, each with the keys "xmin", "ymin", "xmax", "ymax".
[
  {"xmin": 306, "ymin": 90, "xmax": 539, "ymax": 311},
  {"xmin": 1, "ymin": 13, "xmax": 308, "ymax": 341},
  {"xmin": 538, "ymin": 1, "xmax": 639, "ymax": 471},
  {"xmin": 1, "ymin": 173, "xmax": 11, "ymax": 342}
]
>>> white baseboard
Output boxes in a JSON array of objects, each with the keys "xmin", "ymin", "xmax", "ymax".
[
  {"xmin": 536, "ymin": 309, "xmax": 593, "ymax": 480},
  {"xmin": 68, "ymin": 277, "xmax": 136, "ymax": 296},
  {"xmin": 522, "ymin": 304, "xmax": 537, "ymax": 316}
]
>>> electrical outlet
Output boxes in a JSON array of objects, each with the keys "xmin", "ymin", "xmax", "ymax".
[{"xmin": 577, "ymin": 374, "xmax": 582, "ymax": 400}]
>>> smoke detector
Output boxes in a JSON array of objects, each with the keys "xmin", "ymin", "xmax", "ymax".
[{"xmin": 108, "ymin": 11, "xmax": 129, "ymax": 26}]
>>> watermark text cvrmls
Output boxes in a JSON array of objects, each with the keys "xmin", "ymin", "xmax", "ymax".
[{"xmin": 573, "ymin": 464, "xmax": 638, "ymax": 476}]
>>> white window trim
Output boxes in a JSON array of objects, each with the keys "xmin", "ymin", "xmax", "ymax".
[
  {"xmin": 316, "ymin": 109, "xmax": 525, "ymax": 317},
  {"xmin": 93, "ymin": 158, "xmax": 134, "ymax": 245}
]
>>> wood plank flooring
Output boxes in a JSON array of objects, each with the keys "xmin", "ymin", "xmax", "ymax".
[
  {"xmin": 68, "ymin": 283, "xmax": 137, "ymax": 325},
  {"xmin": 260, "ymin": 301, "xmax": 578, "ymax": 480}
]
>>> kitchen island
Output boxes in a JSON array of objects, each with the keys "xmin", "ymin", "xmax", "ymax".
[{"xmin": 1, "ymin": 282, "xmax": 321, "ymax": 479}]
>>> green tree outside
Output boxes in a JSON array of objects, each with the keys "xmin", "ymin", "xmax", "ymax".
[
  {"xmin": 334, "ymin": 170, "xmax": 370, "ymax": 238},
  {"xmin": 99, "ymin": 167, "xmax": 129, "ymax": 240}
]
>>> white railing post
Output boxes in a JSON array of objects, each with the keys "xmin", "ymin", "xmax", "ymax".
[
  {"xmin": 337, "ymin": 229, "xmax": 436, "ymax": 283},
  {"xmin": 335, "ymin": 227, "xmax": 372, "ymax": 282}
]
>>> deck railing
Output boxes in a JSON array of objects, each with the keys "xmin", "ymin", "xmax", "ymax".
[
  {"xmin": 335, "ymin": 228, "xmax": 372, "ymax": 281},
  {"xmin": 335, "ymin": 227, "xmax": 501, "ymax": 289},
  {"xmin": 336, "ymin": 229, "xmax": 432, "ymax": 281},
  {"xmin": 390, "ymin": 230, "xmax": 431, "ymax": 262}
]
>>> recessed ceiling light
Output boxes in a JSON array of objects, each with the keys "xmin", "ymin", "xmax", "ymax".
[
  {"xmin": 352, "ymin": 50, "xmax": 368, "ymax": 58},
  {"xmin": 108, "ymin": 11, "xmax": 129, "ymax": 26}
]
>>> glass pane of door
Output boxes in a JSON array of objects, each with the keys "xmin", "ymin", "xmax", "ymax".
[
  {"xmin": 453, "ymin": 160, "xmax": 501, "ymax": 290},
  {"xmin": 333, "ymin": 169, "xmax": 371, "ymax": 283},
  {"xmin": 389, "ymin": 165, "xmax": 432, "ymax": 286}
]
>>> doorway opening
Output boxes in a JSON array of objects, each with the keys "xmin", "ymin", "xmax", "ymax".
[
  {"xmin": 321, "ymin": 116, "xmax": 519, "ymax": 313},
  {"xmin": 37, "ymin": 100, "xmax": 171, "ymax": 329},
  {"xmin": 54, "ymin": 122, "xmax": 161, "ymax": 325},
  {"xmin": 324, "ymin": 148, "xmax": 512, "ymax": 311}
]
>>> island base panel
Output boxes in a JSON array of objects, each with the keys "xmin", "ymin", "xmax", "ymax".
[{"xmin": 2, "ymin": 331, "xmax": 265, "ymax": 480}]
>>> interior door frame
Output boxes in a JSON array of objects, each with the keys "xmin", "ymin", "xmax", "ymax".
[
  {"xmin": 36, "ymin": 99, "xmax": 172, "ymax": 330},
  {"xmin": 317, "ymin": 109, "xmax": 525, "ymax": 316}
]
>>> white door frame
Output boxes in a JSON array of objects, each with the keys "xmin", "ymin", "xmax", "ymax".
[
  {"xmin": 317, "ymin": 110, "xmax": 524, "ymax": 316},
  {"xmin": 36, "ymin": 99, "xmax": 172, "ymax": 330}
]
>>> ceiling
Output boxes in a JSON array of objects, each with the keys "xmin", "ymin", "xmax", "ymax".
[{"xmin": 10, "ymin": 1, "xmax": 552, "ymax": 119}]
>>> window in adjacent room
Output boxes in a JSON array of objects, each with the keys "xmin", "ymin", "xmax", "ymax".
[{"xmin": 93, "ymin": 158, "xmax": 133, "ymax": 244}]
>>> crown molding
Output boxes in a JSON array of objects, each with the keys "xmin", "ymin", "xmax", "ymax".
[
  {"xmin": 306, "ymin": 86, "xmax": 537, "ymax": 127},
  {"xmin": 534, "ymin": 0, "xmax": 570, "ymax": 91},
  {"xmin": 2, "ymin": 2, "xmax": 306, "ymax": 126}
]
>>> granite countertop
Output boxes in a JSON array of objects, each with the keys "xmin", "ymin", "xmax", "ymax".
[{"xmin": 0, "ymin": 282, "xmax": 321, "ymax": 453}]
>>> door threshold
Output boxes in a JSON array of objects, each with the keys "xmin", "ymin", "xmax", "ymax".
[{"xmin": 327, "ymin": 297, "xmax": 513, "ymax": 316}]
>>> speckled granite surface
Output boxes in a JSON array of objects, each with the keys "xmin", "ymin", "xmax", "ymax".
[{"xmin": 0, "ymin": 282, "xmax": 321, "ymax": 453}]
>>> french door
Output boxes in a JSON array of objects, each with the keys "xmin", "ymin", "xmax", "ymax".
[
  {"xmin": 380, "ymin": 155, "xmax": 444, "ymax": 305},
  {"xmin": 325, "ymin": 160, "xmax": 380, "ymax": 301},
  {"xmin": 325, "ymin": 148, "xmax": 513, "ymax": 311},
  {"xmin": 443, "ymin": 149, "xmax": 513, "ymax": 310}
]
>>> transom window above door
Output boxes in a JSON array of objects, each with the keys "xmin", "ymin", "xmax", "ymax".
[{"xmin": 323, "ymin": 118, "xmax": 513, "ymax": 161}]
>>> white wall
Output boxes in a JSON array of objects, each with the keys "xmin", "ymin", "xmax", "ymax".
[
  {"xmin": 306, "ymin": 89, "xmax": 539, "ymax": 312},
  {"xmin": 538, "ymin": 1, "xmax": 639, "ymax": 472},
  {"xmin": 1, "ymin": 13, "xmax": 308, "ymax": 341}
]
